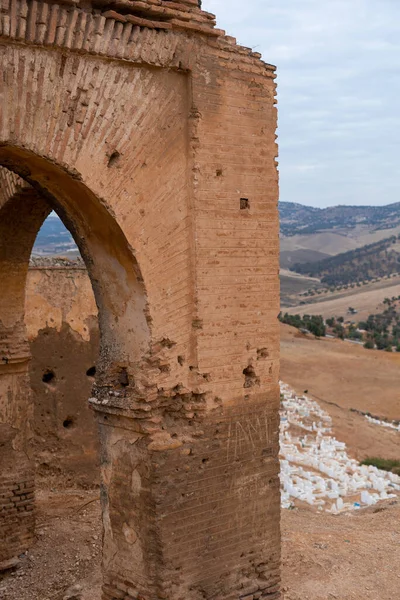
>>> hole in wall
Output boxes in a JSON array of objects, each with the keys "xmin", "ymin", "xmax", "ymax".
[
  {"xmin": 243, "ymin": 365, "xmax": 260, "ymax": 388},
  {"xmin": 42, "ymin": 370, "xmax": 55, "ymax": 384},
  {"xmin": 216, "ymin": 168, "xmax": 223, "ymax": 177},
  {"xmin": 86, "ymin": 366, "xmax": 96, "ymax": 377},
  {"xmin": 62, "ymin": 416, "xmax": 75, "ymax": 429},
  {"xmin": 192, "ymin": 319, "xmax": 203, "ymax": 329},
  {"xmin": 240, "ymin": 198, "xmax": 250, "ymax": 210},
  {"xmin": 107, "ymin": 151, "xmax": 121, "ymax": 168},
  {"xmin": 118, "ymin": 367, "xmax": 129, "ymax": 387}
]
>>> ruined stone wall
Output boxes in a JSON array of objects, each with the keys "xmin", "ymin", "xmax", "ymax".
[
  {"xmin": 26, "ymin": 261, "xmax": 99, "ymax": 486},
  {"xmin": 0, "ymin": 438, "xmax": 35, "ymax": 569},
  {"xmin": 0, "ymin": 1, "xmax": 280, "ymax": 596}
]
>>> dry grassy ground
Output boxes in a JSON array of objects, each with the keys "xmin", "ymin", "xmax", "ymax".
[
  {"xmin": 280, "ymin": 223, "xmax": 400, "ymax": 265},
  {"xmin": 280, "ymin": 270, "xmax": 322, "ymax": 306},
  {"xmin": 280, "ymin": 322, "xmax": 400, "ymax": 598}
]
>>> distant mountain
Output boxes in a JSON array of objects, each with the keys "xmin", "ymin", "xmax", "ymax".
[
  {"xmin": 33, "ymin": 215, "xmax": 78, "ymax": 256},
  {"xmin": 280, "ymin": 201, "xmax": 400, "ymax": 237}
]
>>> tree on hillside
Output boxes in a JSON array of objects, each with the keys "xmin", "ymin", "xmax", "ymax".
[
  {"xmin": 279, "ymin": 313, "xmax": 326, "ymax": 338},
  {"xmin": 303, "ymin": 315, "xmax": 326, "ymax": 338}
]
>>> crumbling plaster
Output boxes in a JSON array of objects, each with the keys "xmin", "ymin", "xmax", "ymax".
[{"xmin": 0, "ymin": 1, "xmax": 280, "ymax": 598}]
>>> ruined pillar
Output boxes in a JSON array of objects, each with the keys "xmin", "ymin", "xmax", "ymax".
[
  {"xmin": 0, "ymin": 355, "xmax": 35, "ymax": 570},
  {"xmin": 89, "ymin": 308, "xmax": 280, "ymax": 600},
  {"xmin": 0, "ymin": 179, "xmax": 50, "ymax": 569},
  {"xmin": 0, "ymin": 0, "xmax": 280, "ymax": 596}
]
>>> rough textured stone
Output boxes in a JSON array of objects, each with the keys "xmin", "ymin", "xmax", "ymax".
[
  {"xmin": 25, "ymin": 264, "xmax": 100, "ymax": 486},
  {"xmin": 0, "ymin": 1, "xmax": 280, "ymax": 598}
]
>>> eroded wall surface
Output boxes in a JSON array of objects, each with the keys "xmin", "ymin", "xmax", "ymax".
[
  {"xmin": 26, "ymin": 263, "xmax": 99, "ymax": 486},
  {"xmin": 0, "ymin": 1, "xmax": 280, "ymax": 596}
]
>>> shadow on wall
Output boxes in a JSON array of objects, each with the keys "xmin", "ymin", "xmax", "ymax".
[{"xmin": 26, "ymin": 262, "xmax": 100, "ymax": 488}]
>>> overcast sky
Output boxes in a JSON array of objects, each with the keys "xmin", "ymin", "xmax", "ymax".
[{"xmin": 203, "ymin": 0, "xmax": 400, "ymax": 208}]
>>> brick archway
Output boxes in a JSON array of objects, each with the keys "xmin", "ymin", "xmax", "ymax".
[{"xmin": 0, "ymin": 2, "xmax": 280, "ymax": 599}]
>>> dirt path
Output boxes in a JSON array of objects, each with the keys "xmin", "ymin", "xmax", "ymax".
[
  {"xmin": 282, "ymin": 500, "xmax": 400, "ymax": 600},
  {"xmin": 0, "ymin": 489, "xmax": 102, "ymax": 600}
]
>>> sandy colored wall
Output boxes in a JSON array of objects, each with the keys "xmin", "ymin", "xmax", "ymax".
[
  {"xmin": 25, "ymin": 265, "xmax": 99, "ymax": 486},
  {"xmin": 0, "ymin": 1, "xmax": 280, "ymax": 594}
]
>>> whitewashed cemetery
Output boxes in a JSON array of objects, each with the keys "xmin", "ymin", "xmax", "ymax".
[
  {"xmin": 364, "ymin": 413, "xmax": 400, "ymax": 432},
  {"xmin": 279, "ymin": 382, "xmax": 400, "ymax": 512}
]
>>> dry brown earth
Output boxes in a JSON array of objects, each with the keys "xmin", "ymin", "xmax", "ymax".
[
  {"xmin": 0, "ymin": 488, "xmax": 102, "ymax": 600},
  {"xmin": 280, "ymin": 223, "xmax": 400, "ymax": 264},
  {"xmin": 280, "ymin": 323, "xmax": 400, "ymax": 461},
  {"xmin": 1, "ymin": 487, "xmax": 399, "ymax": 600},
  {"xmin": 280, "ymin": 322, "xmax": 400, "ymax": 598},
  {"xmin": 282, "ymin": 500, "xmax": 400, "ymax": 600}
]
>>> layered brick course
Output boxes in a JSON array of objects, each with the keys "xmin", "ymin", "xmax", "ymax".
[
  {"xmin": 0, "ymin": 1, "xmax": 280, "ymax": 597},
  {"xmin": 0, "ymin": 475, "xmax": 35, "ymax": 566}
]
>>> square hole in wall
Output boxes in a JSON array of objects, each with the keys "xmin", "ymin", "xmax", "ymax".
[{"xmin": 240, "ymin": 198, "xmax": 250, "ymax": 210}]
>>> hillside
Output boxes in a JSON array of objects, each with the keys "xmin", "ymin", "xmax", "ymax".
[
  {"xmin": 280, "ymin": 201, "xmax": 400, "ymax": 284},
  {"xmin": 280, "ymin": 201, "xmax": 400, "ymax": 237},
  {"xmin": 292, "ymin": 234, "xmax": 400, "ymax": 286},
  {"xmin": 285, "ymin": 275, "xmax": 400, "ymax": 321},
  {"xmin": 280, "ymin": 324, "xmax": 400, "ymax": 599},
  {"xmin": 280, "ymin": 322, "xmax": 400, "ymax": 460}
]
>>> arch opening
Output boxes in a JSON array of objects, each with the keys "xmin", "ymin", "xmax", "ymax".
[
  {"xmin": 0, "ymin": 145, "xmax": 151, "ymax": 374},
  {"xmin": 0, "ymin": 150, "xmax": 150, "ymax": 596}
]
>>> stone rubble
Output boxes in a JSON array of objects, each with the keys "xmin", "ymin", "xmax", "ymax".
[
  {"xmin": 29, "ymin": 256, "xmax": 85, "ymax": 268},
  {"xmin": 279, "ymin": 382, "xmax": 400, "ymax": 512}
]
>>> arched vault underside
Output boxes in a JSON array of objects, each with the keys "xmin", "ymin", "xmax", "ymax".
[{"xmin": 0, "ymin": 2, "xmax": 280, "ymax": 599}]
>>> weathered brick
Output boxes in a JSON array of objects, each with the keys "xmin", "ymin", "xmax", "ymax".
[{"xmin": 0, "ymin": 0, "xmax": 279, "ymax": 596}]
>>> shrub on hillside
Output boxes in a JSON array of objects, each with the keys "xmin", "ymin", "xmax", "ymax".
[{"xmin": 361, "ymin": 457, "xmax": 400, "ymax": 476}]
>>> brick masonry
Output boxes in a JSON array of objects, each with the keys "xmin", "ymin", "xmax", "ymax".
[
  {"xmin": 0, "ymin": 473, "xmax": 35, "ymax": 566},
  {"xmin": 0, "ymin": 1, "xmax": 280, "ymax": 598}
]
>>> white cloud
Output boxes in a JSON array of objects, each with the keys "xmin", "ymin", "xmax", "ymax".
[{"xmin": 203, "ymin": 0, "xmax": 400, "ymax": 207}]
